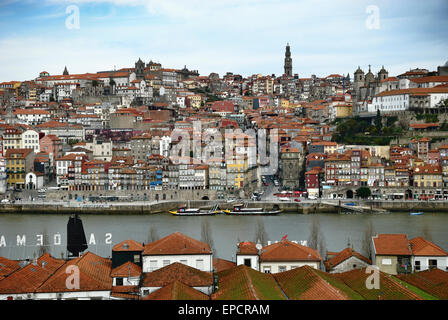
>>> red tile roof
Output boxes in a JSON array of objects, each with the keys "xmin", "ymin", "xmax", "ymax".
[
  {"xmin": 141, "ymin": 262, "xmax": 213, "ymax": 288},
  {"xmin": 324, "ymin": 248, "xmax": 372, "ymax": 271},
  {"xmin": 372, "ymin": 234, "xmax": 412, "ymax": 256},
  {"xmin": 212, "ymin": 265, "xmax": 286, "ymax": 300},
  {"xmin": 237, "ymin": 242, "xmax": 259, "ymax": 255},
  {"xmin": 410, "ymin": 237, "xmax": 448, "ymax": 257},
  {"xmin": 143, "ymin": 232, "xmax": 211, "ymax": 256},
  {"xmin": 0, "ymin": 257, "xmax": 21, "ymax": 280},
  {"xmin": 335, "ymin": 268, "xmax": 423, "ymax": 300},
  {"xmin": 0, "ymin": 254, "xmax": 65, "ymax": 294},
  {"xmin": 110, "ymin": 261, "xmax": 142, "ymax": 278},
  {"xmin": 213, "ymin": 258, "xmax": 236, "ymax": 273},
  {"xmin": 143, "ymin": 280, "xmax": 210, "ymax": 300},
  {"xmin": 397, "ymin": 269, "xmax": 448, "ymax": 300},
  {"xmin": 260, "ymin": 240, "xmax": 322, "ymax": 262},
  {"xmin": 36, "ymin": 252, "xmax": 112, "ymax": 293},
  {"xmin": 112, "ymin": 239, "xmax": 144, "ymax": 252},
  {"xmin": 274, "ymin": 265, "xmax": 354, "ymax": 300}
]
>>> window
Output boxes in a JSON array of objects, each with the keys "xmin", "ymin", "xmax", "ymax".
[
  {"xmin": 415, "ymin": 260, "xmax": 421, "ymax": 271},
  {"xmin": 133, "ymin": 255, "xmax": 140, "ymax": 263},
  {"xmin": 163, "ymin": 260, "xmax": 170, "ymax": 267},
  {"xmin": 149, "ymin": 260, "xmax": 157, "ymax": 271},
  {"xmin": 429, "ymin": 259, "xmax": 438, "ymax": 269},
  {"xmin": 116, "ymin": 278, "xmax": 124, "ymax": 286},
  {"xmin": 244, "ymin": 259, "xmax": 252, "ymax": 267},
  {"xmin": 382, "ymin": 258, "xmax": 392, "ymax": 265},
  {"xmin": 263, "ymin": 267, "xmax": 271, "ymax": 274},
  {"xmin": 180, "ymin": 260, "xmax": 188, "ymax": 266},
  {"xmin": 279, "ymin": 266, "xmax": 286, "ymax": 273}
]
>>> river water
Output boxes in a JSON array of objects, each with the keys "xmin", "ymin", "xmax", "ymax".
[{"xmin": 0, "ymin": 212, "xmax": 447, "ymax": 261}]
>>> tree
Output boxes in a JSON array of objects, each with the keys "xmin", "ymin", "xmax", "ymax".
[
  {"xmin": 253, "ymin": 217, "xmax": 269, "ymax": 246},
  {"xmin": 201, "ymin": 218, "xmax": 215, "ymax": 254},
  {"xmin": 374, "ymin": 109, "xmax": 382, "ymax": 133},
  {"xmin": 356, "ymin": 187, "xmax": 371, "ymax": 199},
  {"xmin": 147, "ymin": 225, "xmax": 160, "ymax": 243},
  {"xmin": 362, "ymin": 220, "xmax": 375, "ymax": 260},
  {"xmin": 308, "ymin": 216, "xmax": 326, "ymax": 258},
  {"xmin": 422, "ymin": 221, "xmax": 432, "ymax": 242}
]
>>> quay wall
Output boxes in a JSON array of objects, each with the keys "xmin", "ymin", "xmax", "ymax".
[{"xmin": 1, "ymin": 200, "xmax": 448, "ymax": 215}]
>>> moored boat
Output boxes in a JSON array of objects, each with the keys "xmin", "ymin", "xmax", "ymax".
[
  {"xmin": 223, "ymin": 204, "xmax": 282, "ymax": 215},
  {"xmin": 169, "ymin": 204, "xmax": 222, "ymax": 216},
  {"xmin": 410, "ymin": 212, "xmax": 424, "ymax": 216}
]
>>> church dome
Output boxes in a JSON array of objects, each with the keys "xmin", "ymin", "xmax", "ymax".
[{"xmin": 354, "ymin": 66, "xmax": 364, "ymax": 74}]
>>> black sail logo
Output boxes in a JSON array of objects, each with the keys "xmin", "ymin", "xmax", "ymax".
[{"xmin": 67, "ymin": 213, "xmax": 88, "ymax": 258}]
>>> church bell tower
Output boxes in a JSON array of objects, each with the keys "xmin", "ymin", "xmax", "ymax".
[{"xmin": 284, "ymin": 43, "xmax": 292, "ymax": 77}]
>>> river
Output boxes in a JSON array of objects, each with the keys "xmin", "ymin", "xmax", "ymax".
[{"xmin": 0, "ymin": 212, "xmax": 447, "ymax": 261}]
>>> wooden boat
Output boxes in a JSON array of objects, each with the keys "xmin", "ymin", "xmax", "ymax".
[
  {"xmin": 169, "ymin": 203, "xmax": 222, "ymax": 216},
  {"xmin": 223, "ymin": 204, "xmax": 282, "ymax": 215}
]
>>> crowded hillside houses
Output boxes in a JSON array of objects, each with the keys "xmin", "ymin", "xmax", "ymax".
[
  {"xmin": 1, "ymin": 49, "xmax": 448, "ymax": 200},
  {"xmin": 0, "ymin": 232, "xmax": 447, "ymax": 300}
]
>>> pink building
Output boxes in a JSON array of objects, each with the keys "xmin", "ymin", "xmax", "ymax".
[{"xmin": 39, "ymin": 134, "xmax": 63, "ymax": 165}]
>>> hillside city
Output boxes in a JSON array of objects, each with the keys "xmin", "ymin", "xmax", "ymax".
[
  {"xmin": 0, "ymin": 46, "xmax": 448, "ymax": 204},
  {"xmin": 0, "ymin": 46, "xmax": 448, "ymax": 301}
]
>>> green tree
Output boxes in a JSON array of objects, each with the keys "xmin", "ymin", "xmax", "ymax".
[
  {"xmin": 374, "ymin": 109, "xmax": 382, "ymax": 133},
  {"xmin": 356, "ymin": 187, "xmax": 371, "ymax": 199}
]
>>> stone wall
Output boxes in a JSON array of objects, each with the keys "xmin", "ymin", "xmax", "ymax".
[{"xmin": 45, "ymin": 189, "xmax": 218, "ymax": 202}]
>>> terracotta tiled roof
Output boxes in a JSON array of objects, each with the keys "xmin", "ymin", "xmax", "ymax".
[
  {"xmin": 110, "ymin": 261, "xmax": 142, "ymax": 278},
  {"xmin": 143, "ymin": 280, "xmax": 210, "ymax": 300},
  {"xmin": 213, "ymin": 258, "xmax": 236, "ymax": 273},
  {"xmin": 5, "ymin": 148, "xmax": 33, "ymax": 158},
  {"xmin": 111, "ymin": 292, "xmax": 140, "ymax": 300},
  {"xmin": 36, "ymin": 252, "xmax": 112, "ymax": 293},
  {"xmin": 111, "ymin": 285, "xmax": 139, "ymax": 293},
  {"xmin": 324, "ymin": 248, "xmax": 372, "ymax": 271},
  {"xmin": 274, "ymin": 265, "xmax": 357, "ymax": 300},
  {"xmin": 397, "ymin": 269, "xmax": 448, "ymax": 300},
  {"xmin": 143, "ymin": 232, "xmax": 211, "ymax": 256},
  {"xmin": 212, "ymin": 265, "xmax": 286, "ymax": 300},
  {"xmin": 336, "ymin": 268, "xmax": 423, "ymax": 300},
  {"xmin": 372, "ymin": 234, "xmax": 412, "ymax": 256},
  {"xmin": 141, "ymin": 262, "xmax": 213, "ymax": 288},
  {"xmin": 0, "ymin": 254, "xmax": 65, "ymax": 294},
  {"xmin": 112, "ymin": 239, "xmax": 144, "ymax": 252},
  {"xmin": 410, "ymin": 237, "xmax": 448, "ymax": 257},
  {"xmin": 0, "ymin": 257, "xmax": 21, "ymax": 279},
  {"xmin": 237, "ymin": 242, "xmax": 258, "ymax": 255},
  {"xmin": 260, "ymin": 240, "xmax": 322, "ymax": 262}
]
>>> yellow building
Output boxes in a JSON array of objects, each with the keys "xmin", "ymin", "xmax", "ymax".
[
  {"xmin": 5, "ymin": 148, "xmax": 34, "ymax": 190},
  {"xmin": 335, "ymin": 104, "xmax": 352, "ymax": 118},
  {"xmin": 187, "ymin": 94, "xmax": 202, "ymax": 109},
  {"xmin": 281, "ymin": 98, "xmax": 290, "ymax": 108},
  {"xmin": 413, "ymin": 164, "xmax": 442, "ymax": 188}
]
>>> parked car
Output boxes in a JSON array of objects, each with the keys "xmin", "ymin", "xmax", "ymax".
[
  {"xmin": 1, "ymin": 199, "xmax": 10, "ymax": 203},
  {"xmin": 294, "ymin": 198, "xmax": 301, "ymax": 202}
]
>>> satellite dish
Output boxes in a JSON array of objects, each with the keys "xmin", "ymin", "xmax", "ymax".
[{"xmin": 255, "ymin": 243, "xmax": 262, "ymax": 250}]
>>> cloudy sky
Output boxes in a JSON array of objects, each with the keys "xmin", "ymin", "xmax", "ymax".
[{"xmin": 0, "ymin": 0, "xmax": 447, "ymax": 82}]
